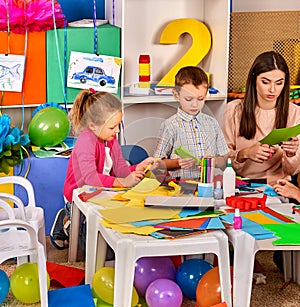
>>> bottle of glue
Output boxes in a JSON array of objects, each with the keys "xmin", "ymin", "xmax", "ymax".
[
  {"xmin": 223, "ymin": 158, "xmax": 236, "ymax": 199},
  {"xmin": 233, "ymin": 208, "xmax": 242, "ymax": 229}
]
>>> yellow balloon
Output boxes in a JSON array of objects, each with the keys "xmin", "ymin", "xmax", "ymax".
[
  {"xmin": 92, "ymin": 267, "xmax": 139, "ymax": 306},
  {"xmin": 10, "ymin": 263, "xmax": 50, "ymax": 304}
]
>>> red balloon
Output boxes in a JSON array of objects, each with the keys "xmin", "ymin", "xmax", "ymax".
[{"xmin": 196, "ymin": 266, "xmax": 233, "ymax": 307}]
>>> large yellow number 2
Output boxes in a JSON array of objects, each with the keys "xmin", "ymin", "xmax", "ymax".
[{"xmin": 157, "ymin": 18, "xmax": 211, "ymax": 87}]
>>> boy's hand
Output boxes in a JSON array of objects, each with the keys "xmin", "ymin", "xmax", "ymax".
[{"xmin": 178, "ymin": 158, "xmax": 196, "ymax": 169}]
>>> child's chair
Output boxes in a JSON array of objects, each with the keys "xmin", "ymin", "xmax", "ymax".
[
  {"xmin": 0, "ymin": 198, "xmax": 48, "ymax": 307},
  {"xmin": 121, "ymin": 145, "xmax": 149, "ymax": 165},
  {"xmin": 0, "ymin": 176, "xmax": 46, "ymax": 253}
]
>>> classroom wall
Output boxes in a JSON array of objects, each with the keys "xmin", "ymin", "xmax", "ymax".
[
  {"xmin": 232, "ymin": 0, "xmax": 300, "ymax": 12},
  {"xmin": 4, "ymin": 1, "xmax": 300, "ymax": 134}
]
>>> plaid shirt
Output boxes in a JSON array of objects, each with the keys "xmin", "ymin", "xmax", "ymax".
[{"xmin": 154, "ymin": 108, "xmax": 229, "ymax": 179}]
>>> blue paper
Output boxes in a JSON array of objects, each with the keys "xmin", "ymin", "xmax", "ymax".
[
  {"xmin": 207, "ymin": 217, "xmax": 225, "ymax": 229},
  {"xmin": 48, "ymin": 284, "xmax": 95, "ymax": 307},
  {"xmin": 263, "ymin": 185, "xmax": 279, "ymax": 197},
  {"xmin": 221, "ymin": 213, "xmax": 276, "ymax": 240}
]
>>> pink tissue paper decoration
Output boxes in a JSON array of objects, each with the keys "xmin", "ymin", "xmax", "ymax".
[{"xmin": 0, "ymin": 0, "xmax": 66, "ymax": 34}]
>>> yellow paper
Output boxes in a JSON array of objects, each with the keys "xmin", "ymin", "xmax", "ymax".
[
  {"xmin": 98, "ymin": 206, "xmax": 180, "ymax": 224},
  {"xmin": 111, "ymin": 193, "xmax": 130, "ymax": 201},
  {"xmin": 125, "ymin": 199, "xmax": 145, "ymax": 207},
  {"xmin": 131, "ymin": 177, "xmax": 161, "ymax": 193},
  {"xmin": 121, "ymin": 186, "xmax": 170, "ymax": 201},
  {"xmin": 88, "ymin": 197, "xmax": 126, "ymax": 208},
  {"xmin": 241, "ymin": 212, "xmax": 281, "ymax": 224},
  {"xmin": 101, "ymin": 219, "xmax": 162, "ymax": 235}
]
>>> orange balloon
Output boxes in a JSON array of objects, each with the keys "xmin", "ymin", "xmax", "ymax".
[{"xmin": 196, "ymin": 266, "xmax": 233, "ymax": 307}]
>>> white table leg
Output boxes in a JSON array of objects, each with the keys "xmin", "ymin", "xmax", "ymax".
[
  {"xmin": 113, "ymin": 239, "xmax": 135, "ymax": 307},
  {"xmin": 68, "ymin": 201, "xmax": 80, "ymax": 262},
  {"xmin": 226, "ymin": 229, "xmax": 256, "ymax": 307}
]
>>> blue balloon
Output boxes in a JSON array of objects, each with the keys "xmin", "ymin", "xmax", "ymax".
[
  {"xmin": 0, "ymin": 269, "xmax": 10, "ymax": 303},
  {"xmin": 175, "ymin": 258, "xmax": 213, "ymax": 299}
]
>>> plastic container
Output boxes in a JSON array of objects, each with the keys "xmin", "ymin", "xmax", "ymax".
[
  {"xmin": 233, "ymin": 208, "xmax": 242, "ymax": 229},
  {"xmin": 222, "ymin": 158, "xmax": 236, "ymax": 199},
  {"xmin": 213, "ymin": 181, "xmax": 223, "ymax": 200}
]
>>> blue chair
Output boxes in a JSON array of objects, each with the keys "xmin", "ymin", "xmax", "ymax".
[{"xmin": 121, "ymin": 145, "xmax": 148, "ymax": 165}]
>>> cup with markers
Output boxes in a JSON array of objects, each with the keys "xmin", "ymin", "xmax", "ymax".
[{"xmin": 198, "ymin": 157, "xmax": 215, "ymax": 198}]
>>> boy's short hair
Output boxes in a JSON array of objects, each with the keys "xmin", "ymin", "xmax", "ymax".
[{"xmin": 175, "ymin": 66, "xmax": 208, "ymax": 91}]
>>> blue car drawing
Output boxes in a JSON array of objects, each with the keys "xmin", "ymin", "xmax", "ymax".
[{"xmin": 72, "ymin": 66, "xmax": 115, "ymax": 86}]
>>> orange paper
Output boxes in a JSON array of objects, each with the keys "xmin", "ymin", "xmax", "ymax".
[{"xmin": 0, "ymin": 32, "xmax": 46, "ymax": 106}]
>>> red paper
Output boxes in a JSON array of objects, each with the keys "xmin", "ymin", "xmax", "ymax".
[
  {"xmin": 156, "ymin": 217, "xmax": 209, "ymax": 230},
  {"xmin": 46, "ymin": 262, "xmax": 85, "ymax": 288}
]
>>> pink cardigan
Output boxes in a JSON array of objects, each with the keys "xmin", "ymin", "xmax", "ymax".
[{"xmin": 64, "ymin": 129, "xmax": 135, "ymax": 202}]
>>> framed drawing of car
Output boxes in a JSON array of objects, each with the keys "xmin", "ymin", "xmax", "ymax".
[{"xmin": 67, "ymin": 51, "xmax": 122, "ymax": 93}]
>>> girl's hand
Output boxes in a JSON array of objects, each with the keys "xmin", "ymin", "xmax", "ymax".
[
  {"xmin": 280, "ymin": 137, "xmax": 299, "ymax": 157},
  {"xmin": 136, "ymin": 157, "xmax": 159, "ymax": 172},
  {"xmin": 178, "ymin": 158, "xmax": 196, "ymax": 169},
  {"xmin": 273, "ymin": 179, "xmax": 300, "ymax": 201},
  {"xmin": 238, "ymin": 143, "xmax": 276, "ymax": 163},
  {"xmin": 116, "ymin": 170, "xmax": 145, "ymax": 188}
]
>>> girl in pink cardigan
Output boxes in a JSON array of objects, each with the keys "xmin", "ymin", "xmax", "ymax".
[{"xmin": 51, "ymin": 89, "xmax": 155, "ymax": 250}]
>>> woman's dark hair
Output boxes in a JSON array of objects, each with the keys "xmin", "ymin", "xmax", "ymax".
[{"xmin": 240, "ymin": 51, "xmax": 290, "ymax": 139}]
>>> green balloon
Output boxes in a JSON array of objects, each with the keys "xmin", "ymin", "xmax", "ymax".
[
  {"xmin": 28, "ymin": 107, "xmax": 70, "ymax": 147},
  {"xmin": 10, "ymin": 263, "xmax": 50, "ymax": 304},
  {"xmin": 92, "ymin": 267, "xmax": 139, "ymax": 306}
]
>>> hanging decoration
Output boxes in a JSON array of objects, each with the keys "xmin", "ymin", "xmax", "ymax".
[
  {"xmin": 67, "ymin": 51, "xmax": 122, "ymax": 94},
  {"xmin": 0, "ymin": 54, "xmax": 25, "ymax": 92},
  {"xmin": 0, "ymin": 0, "xmax": 65, "ymax": 34}
]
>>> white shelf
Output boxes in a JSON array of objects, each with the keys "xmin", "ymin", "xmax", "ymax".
[
  {"xmin": 105, "ymin": 0, "xmax": 230, "ymax": 152},
  {"xmin": 122, "ymin": 92, "xmax": 227, "ymax": 105}
]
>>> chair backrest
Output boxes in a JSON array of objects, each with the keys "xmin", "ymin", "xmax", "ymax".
[
  {"xmin": 0, "ymin": 198, "xmax": 16, "ymax": 220},
  {"xmin": 0, "ymin": 193, "xmax": 26, "ymax": 220},
  {"xmin": 121, "ymin": 145, "xmax": 149, "ymax": 165},
  {"xmin": 0, "ymin": 219, "xmax": 39, "ymax": 260},
  {"xmin": 0, "ymin": 176, "xmax": 36, "ymax": 208}
]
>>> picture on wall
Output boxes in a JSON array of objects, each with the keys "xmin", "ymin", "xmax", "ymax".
[
  {"xmin": 0, "ymin": 54, "xmax": 25, "ymax": 92},
  {"xmin": 67, "ymin": 51, "xmax": 122, "ymax": 93}
]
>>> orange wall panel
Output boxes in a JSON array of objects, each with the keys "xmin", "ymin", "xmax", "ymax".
[{"xmin": 0, "ymin": 31, "xmax": 46, "ymax": 106}]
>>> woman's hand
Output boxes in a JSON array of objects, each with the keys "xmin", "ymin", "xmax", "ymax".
[
  {"xmin": 280, "ymin": 137, "xmax": 299, "ymax": 157},
  {"xmin": 237, "ymin": 143, "xmax": 276, "ymax": 163},
  {"xmin": 178, "ymin": 158, "xmax": 196, "ymax": 169},
  {"xmin": 273, "ymin": 179, "xmax": 300, "ymax": 201}
]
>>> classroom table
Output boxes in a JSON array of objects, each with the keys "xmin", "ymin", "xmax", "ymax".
[
  {"xmin": 225, "ymin": 201, "xmax": 300, "ymax": 307},
  {"xmin": 69, "ymin": 186, "xmax": 233, "ymax": 307}
]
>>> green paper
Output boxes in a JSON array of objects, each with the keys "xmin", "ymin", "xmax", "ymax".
[
  {"xmin": 259, "ymin": 124, "xmax": 300, "ymax": 145},
  {"xmin": 174, "ymin": 146, "xmax": 201, "ymax": 165},
  {"xmin": 263, "ymin": 223, "xmax": 300, "ymax": 245}
]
